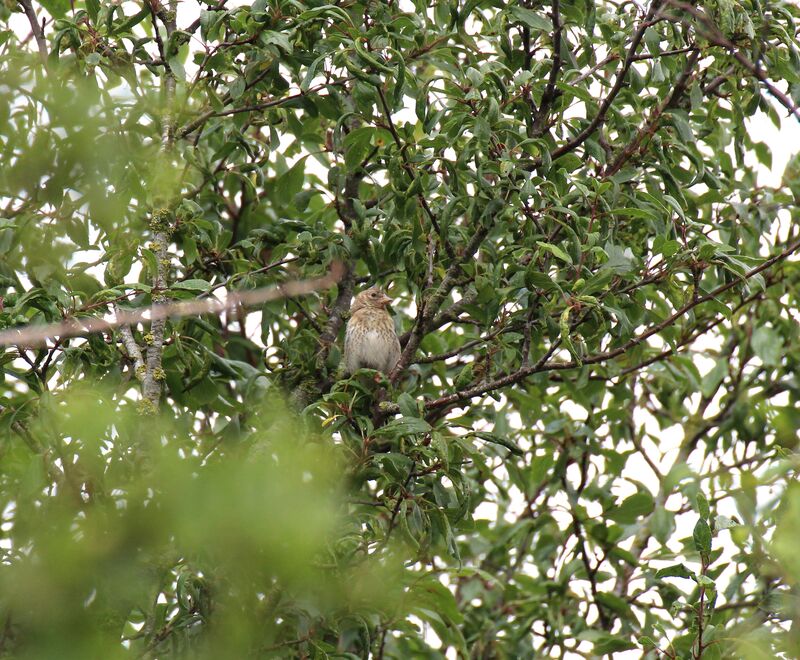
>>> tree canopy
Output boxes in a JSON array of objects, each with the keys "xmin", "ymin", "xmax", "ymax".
[{"xmin": 1, "ymin": 0, "xmax": 800, "ymax": 657}]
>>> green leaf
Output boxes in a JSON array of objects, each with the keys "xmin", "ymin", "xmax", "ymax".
[
  {"xmin": 173, "ymin": 279, "xmax": 212, "ymax": 292},
  {"xmin": 751, "ymin": 326, "xmax": 783, "ymax": 367},
  {"xmin": 554, "ymin": 153, "xmax": 583, "ymax": 172},
  {"xmin": 260, "ymin": 31, "xmax": 292, "ymax": 53},
  {"xmin": 113, "ymin": 6, "xmax": 150, "ymax": 33},
  {"xmin": 603, "ymin": 243, "xmax": 636, "ymax": 274},
  {"xmin": 651, "ymin": 507, "xmax": 675, "ymax": 545},
  {"xmin": 344, "ymin": 127, "xmax": 376, "ymax": 171},
  {"xmin": 168, "ymin": 56, "xmax": 186, "ymax": 82},
  {"xmin": 696, "ymin": 492, "xmax": 710, "ymax": 520},
  {"xmin": 578, "ymin": 630, "xmax": 637, "ymax": 654},
  {"xmin": 696, "ymin": 574, "xmax": 716, "ymax": 589},
  {"xmin": 595, "ymin": 592, "xmax": 632, "ymax": 616},
  {"xmin": 39, "ymin": 0, "xmax": 70, "ymax": 17},
  {"xmin": 297, "ymin": 4, "xmax": 352, "ymax": 24},
  {"xmin": 655, "ymin": 563, "xmax": 695, "ymax": 579},
  {"xmin": 508, "ymin": 6, "xmax": 553, "ymax": 31},
  {"xmin": 606, "ymin": 492, "xmax": 655, "ymax": 524},
  {"xmin": 609, "ymin": 207, "xmax": 659, "ymax": 221},
  {"xmin": 537, "ymin": 241, "xmax": 573, "ymax": 265},
  {"xmin": 301, "ymin": 53, "xmax": 328, "ymax": 92},
  {"xmin": 693, "ymin": 518, "xmax": 712, "ymax": 556},
  {"xmin": 468, "ymin": 431, "xmax": 523, "ymax": 456},
  {"xmin": 668, "ymin": 112, "xmax": 695, "ymax": 143},
  {"xmin": 227, "ymin": 76, "xmax": 246, "ymax": 99},
  {"xmin": 275, "ymin": 156, "xmax": 308, "ymax": 200},
  {"xmin": 396, "ymin": 393, "xmax": 419, "ymax": 418},
  {"xmin": 410, "ymin": 578, "xmax": 464, "ymax": 624},
  {"xmin": 526, "ymin": 269, "xmax": 563, "ymax": 292},
  {"xmin": 373, "ymin": 416, "xmax": 431, "ymax": 437},
  {"xmin": 663, "ymin": 194, "xmax": 686, "ymax": 221},
  {"xmin": 773, "ymin": 406, "xmax": 800, "ymax": 448},
  {"xmin": 85, "ymin": 0, "xmax": 100, "ymax": 21},
  {"xmin": 715, "ymin": 515, "xmax": 739, "ymax": 530}
]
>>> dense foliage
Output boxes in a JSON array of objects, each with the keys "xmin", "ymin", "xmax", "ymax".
[{"xmin": 1, "ymin": 0, "xmax": 800, "ymax": 656}]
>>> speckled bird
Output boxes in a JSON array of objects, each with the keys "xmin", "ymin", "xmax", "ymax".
[{"xmin": 343, "ymin": 286, "xmax": 401, "ymax": 375}]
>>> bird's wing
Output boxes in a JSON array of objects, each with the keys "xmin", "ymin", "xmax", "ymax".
[
  {"xmin": 343, "ymin": 323, "xmax": 358, "ymax": 374},
  {"xmin": 386, "ymin": 333, "xmax": 401, "ymax": 374}
]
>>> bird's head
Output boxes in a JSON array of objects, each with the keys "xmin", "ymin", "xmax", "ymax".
[{"xmin": 351, "ymin": 286, "xmax": 392, "ymax": 312}]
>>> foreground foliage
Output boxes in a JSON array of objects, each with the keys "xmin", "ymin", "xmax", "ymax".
[{"xmin": 1, "ymin": 0, "xmax": 800, "ymax": 657}]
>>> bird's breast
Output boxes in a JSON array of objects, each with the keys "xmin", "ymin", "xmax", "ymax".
[{"xmin": 346, "ymin": 310, "xmax": 397, "ymax": 370}]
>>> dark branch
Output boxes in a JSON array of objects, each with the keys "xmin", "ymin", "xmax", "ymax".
[
  {"xmin": 531, "ymin": 0, "xmax": 562, "ymax": 137},
  {"xmin": 390, "ymin": 225, "xmax": 490, "ymax": 383},
  {"xmin": 17, "ymin": 0, "xmax": 48, "ymax": 64},
  {"xmin": 663, "ymin": 0, "xmax": 800, "ymax": 122},
  {"xmin": 605, "ymin": 48, "xmax": 701, "ymax": 177}
]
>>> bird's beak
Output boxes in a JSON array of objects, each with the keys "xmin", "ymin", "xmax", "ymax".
[{"xmin": 380, "ymin": 293, "xmax": 393, "ymax": 307}]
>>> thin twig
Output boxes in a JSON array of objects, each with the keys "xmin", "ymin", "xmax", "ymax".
[
  {"xmin": 531, "ymin": 0, "xmax": 562, "ymax": 137},
  {"xmin": 177, "ymin": 80, "xmax": 351, "ymax": 139},
  {"xmin": 375, "ymin": 86, "xmax": 455, "ymax": 260},
  {"xmin": 377, "ymin": 460, "xmax": 416, "ymax": 552},
  {"xmin": 17, "ymin": 0, "xmax": 47, "ymax": 64}
]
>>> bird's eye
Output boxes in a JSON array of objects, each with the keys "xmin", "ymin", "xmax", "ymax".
[{"xmin": 370, "ymin": 292, "xmax": 378, "ymax": 297}]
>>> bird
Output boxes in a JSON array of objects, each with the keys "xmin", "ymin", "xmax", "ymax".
[{"xmin": 343, "ymin": 286, "xmax": 401, "ymax": 376}]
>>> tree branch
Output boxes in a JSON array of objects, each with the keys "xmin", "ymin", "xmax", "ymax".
[
  {"xmin": 398, "ymin": 290, "xmax": 478, "ymax": 348},
  {"xmin": 531, "ymin": 0, "xmax": 562, "ymax": 137},
  {"xmin": 539, "ymin": 0, "xmax": 664, "ymax": 166},
  {"xmin": 663, "ymin": 0, "xmax": 800, "ymax": 122},
  {"xmin": 176, "ymin": 81, "xmax": 351, "ymax": 140},
  {"xmin": 375, "ymin": 85, "xmax": 455, "ymax": 261},
  {"xmin": 17, "ymin": 0, "xmax": 47, "ymax": 64},
  {"xmin": 0, "ymin": 264, "xmax": 345, "ymax": 348},
  {"xmin": 382, "ymin": 234, "xmax": 800, "ymax": 414},
  {"xmin": 315, "ymin": 172, "xmax": 363, "ymax": 370},
  {"xmin": 604, "ymin": 48, "xmax": 700, "ymax": 177},
  {"xmin": 390, "ymin": 225, "xmax": 490, "ymax": 383},
  {"xmin": 138, "ymin": 2, "xmax": 179, "ymax": 409}
]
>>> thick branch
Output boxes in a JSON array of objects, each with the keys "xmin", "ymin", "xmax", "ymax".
[
  {"xmin": 390, "ymin": 225, "xmax": 490, "ymax": 383},
  {"xmin": 315, "ymin": 173, "xmax": 363, "ymax": 369},
  {"xmin": 118, "ymin": 322, "xmax": 144, "ymax": 374},
  {"xmin": 138, "ymin": 3, "xmax": 179, "ymax": 409}
]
